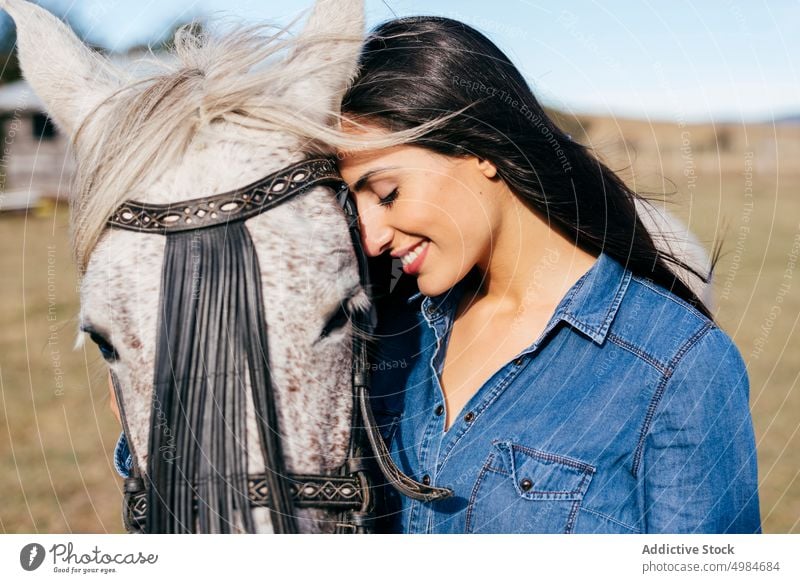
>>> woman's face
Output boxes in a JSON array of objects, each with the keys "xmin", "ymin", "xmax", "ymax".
[{"xmin": 337, "ymin": 127, "xmax": 508, "ymax": 297}]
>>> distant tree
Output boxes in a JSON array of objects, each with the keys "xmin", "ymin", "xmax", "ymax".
[{"xmin": 715, "ymin": 128, "xmax": 732, "ymax": 153}]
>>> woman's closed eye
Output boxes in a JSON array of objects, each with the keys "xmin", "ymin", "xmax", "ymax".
[{"xmin": 377, "ymin": 187, "xmax": 400, "ymax": 209}]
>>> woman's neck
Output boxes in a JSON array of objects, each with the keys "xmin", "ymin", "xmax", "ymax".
[{"xmin": 466, "ymin": 195, "xmax": 598, "ymax": 317}]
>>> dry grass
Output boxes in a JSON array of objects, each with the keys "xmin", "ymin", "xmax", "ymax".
[
  {"xmin": 0, "ymin": 116, "xmax": 798, "ymax": 533},
  {"xmin": 0, "ymin": 206, "xmax": 125, "ymax": 533}
]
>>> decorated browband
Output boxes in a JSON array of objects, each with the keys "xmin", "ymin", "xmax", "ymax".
[{"xmin": 107, "ymin": 158, "xmax": 347, "ymax": 234}]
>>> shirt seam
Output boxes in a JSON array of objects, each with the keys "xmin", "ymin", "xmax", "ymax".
[
  {"xmin": 606, "ymin": 332, "xmax": 669, "ymax": 375},
  {"xmin": 631, "ymin": 320, "xmax": 714, "ymax": 478},
  {"xmin": 632, "ymin": 276, "xmax": 709, "ymax": 323}
]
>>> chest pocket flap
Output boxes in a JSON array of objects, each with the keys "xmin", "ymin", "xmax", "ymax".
[{"xmin": 493, "ymin": 440, "xmax": 595, "ymax": 501}]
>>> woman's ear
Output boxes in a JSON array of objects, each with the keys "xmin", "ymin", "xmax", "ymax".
[{"xmin": 476, "ymin": 157, "xmax": 498, "ymax": 179}]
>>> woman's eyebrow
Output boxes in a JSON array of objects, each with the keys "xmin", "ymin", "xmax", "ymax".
[{"xmin": 350, "ymin": 166, "xmax": 400, "ymax": 192}]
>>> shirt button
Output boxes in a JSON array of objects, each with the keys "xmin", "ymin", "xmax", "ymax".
[
  {"xmin": 434, "ymin": 405, "xmax": 444, "ymax": 416},
  {"xmin": 520, "ymin": 478, "xmax": 533, "ymax": 491},
  {"xmin": 513, "ymin": 357, "xmax": 524, "ymax": 366},
  {"xmin": 464, "ymin": 411, "xmax": 475, "ymax": 423},
  {"xmin": 422, "ymin": 474, "xmax": 431, "ymax": 485}
]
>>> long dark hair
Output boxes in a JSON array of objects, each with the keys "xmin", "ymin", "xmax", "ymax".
[{"xmin": 341, "ymin": 16, "xmax": 718, "ymax": 320}]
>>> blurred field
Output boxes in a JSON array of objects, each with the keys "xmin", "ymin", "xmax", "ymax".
[
  {"xmin": 0, "ymin": 206, "xmax": 125, "ymax": 533},
  {"xmin": 1, "ymin": 116, "xmax": 798, "ymax": 533}
]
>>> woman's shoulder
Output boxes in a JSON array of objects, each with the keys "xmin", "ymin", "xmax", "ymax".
[{"xmin": 612, "ymin": 272, "xmax": 745, "ymax": 378}]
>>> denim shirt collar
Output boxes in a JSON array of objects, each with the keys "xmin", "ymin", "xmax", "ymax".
[{"xmin": 406, "ymin": 251, "xmax": 632, "ymax": 346}]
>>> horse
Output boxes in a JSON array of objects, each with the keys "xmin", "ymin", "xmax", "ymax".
[
  {"xmin": 1, "ymin": 0, "xmax": 406, "ymax": 533},
  {"xmin": 3, "ymin": 0, "xmax": 713, "ymax": 534}
]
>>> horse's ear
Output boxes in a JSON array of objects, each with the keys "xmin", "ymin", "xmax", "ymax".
[
  {"xmin": 279, "ymin": 0, "xmax": 365, "ymax": 124},
  {"xmin": 1, "ymin": 0, "xmax": 121, "ymax": 136}
]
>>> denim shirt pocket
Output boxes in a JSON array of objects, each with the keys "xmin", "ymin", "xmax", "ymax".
[{"xmin": 465, "ymin": 440, "xmax": 596, "ymax": 533}]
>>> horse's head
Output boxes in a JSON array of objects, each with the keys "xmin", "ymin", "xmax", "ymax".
[{"xmin": 3, "ymin": 0, "xmax": 369, "ymax": 532}]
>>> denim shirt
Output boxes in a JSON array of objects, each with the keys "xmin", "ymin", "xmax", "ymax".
[
  {"xmin": 368, "ymin": 252, "xmax": 760, "ymax": 534},
  {"xmin": 113, "ymin": 428, "xmax": 133, "ymax": 478},
  {"xmin": 113, "ymin": 252, "xmax": 761, "ymax": 534}
]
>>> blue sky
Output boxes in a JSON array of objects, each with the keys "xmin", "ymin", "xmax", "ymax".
[{"xmin": 8, "ymin": 0, "xmax": 800, "ymax": 122}]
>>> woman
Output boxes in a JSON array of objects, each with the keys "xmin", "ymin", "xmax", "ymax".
[{"xmin": 335, "ymin": 16, "xmax": 760, "ymax": 533}]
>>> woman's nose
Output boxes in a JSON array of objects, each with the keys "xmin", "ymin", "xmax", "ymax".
[{"xmin": 357, "ymin": 205, "xmax": 393, "ymax": 257}]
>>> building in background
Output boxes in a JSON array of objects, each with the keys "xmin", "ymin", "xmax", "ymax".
[{"xmin": 0, "ymin": 79, "xmax": 74, "ymax": 211}]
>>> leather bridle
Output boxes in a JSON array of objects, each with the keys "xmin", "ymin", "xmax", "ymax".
[{"xmin": 106, "ymin": 157, "xmax": 452, "ymax": 534}]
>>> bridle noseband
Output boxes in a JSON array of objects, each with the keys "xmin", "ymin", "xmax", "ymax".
[{"xmin": 107, "ymin": 157, "xmax": 451, "ymax": 534}]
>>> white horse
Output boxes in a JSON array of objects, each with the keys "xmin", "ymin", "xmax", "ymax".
[
  {"xmin": 633, "ymin": 199, "xmax": 713, "ymax": 309},
  {"xmin": 3, "ymin": 0, "xmax": 376, "ymax": 533},
  {"xmin": 3, "ymin": 0, "xmax": 712, "ymax": 533}
]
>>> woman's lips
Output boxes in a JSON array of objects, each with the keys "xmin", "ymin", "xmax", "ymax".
[{"xmin": 400, "ymin": 240, "xmax": 430, "ymax": 275}]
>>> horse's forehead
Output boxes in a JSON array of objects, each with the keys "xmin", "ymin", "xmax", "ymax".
[
  {"xmin": 79, "ymin": 190, "xmax": 353, "ymax": 330},
  {"xmin": 129, "ymin": 131, "xmax": 303, "ymax": 206}
]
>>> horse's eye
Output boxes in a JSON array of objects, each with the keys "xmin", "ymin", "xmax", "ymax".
[
  {"xmin": 320, "ymin": 303, "xmax": 352, "ymax": 339},
  {"xmin": 84, "ymin": 328, "xmax": 119, "ymax": 362}
]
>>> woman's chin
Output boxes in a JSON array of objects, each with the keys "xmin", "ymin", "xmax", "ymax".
[
  {"xmin": 415, "ymin": 274, "xmax": 438, "ymax": 298},
  {"xmin": 415, "ymin": 272, "xmax": 456, "ymax": 299}
]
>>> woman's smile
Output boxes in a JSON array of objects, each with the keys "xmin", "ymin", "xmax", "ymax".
[{"xmin": 397, "ymin": 239, "xmax": 430, "ymax": 274}]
